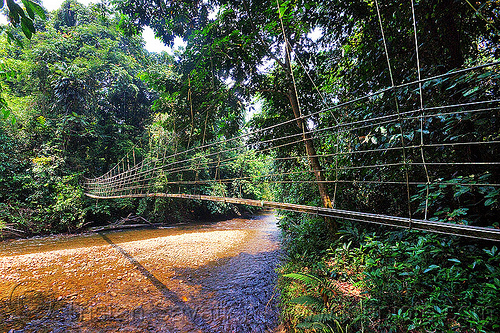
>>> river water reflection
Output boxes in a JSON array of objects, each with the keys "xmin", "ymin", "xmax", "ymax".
[{"xmin": 0, "ymin": 211, "xmax": 282, "ymax": 332}]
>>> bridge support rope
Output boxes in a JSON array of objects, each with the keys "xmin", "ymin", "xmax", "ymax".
[{"xmin": 85, "ymin": 193, "xmax": 500, "ymax": 242}]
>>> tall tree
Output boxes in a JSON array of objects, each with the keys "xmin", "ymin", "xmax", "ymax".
[
  {"xmin": 0, "ymin": 0, "xmax": 160, "ymax": 234},
  {"xmin": 0, "ymin": 0, "xmax": 46, "ymax": 123},
  {"xmin": 115, "ymin": 0, "xmax": 343, "ymax": 214}
]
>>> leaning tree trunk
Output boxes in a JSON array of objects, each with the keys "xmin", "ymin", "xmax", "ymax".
[
  {"xmin": 277, "ymin": 39, "xmax": 337, "ymax": 234},
  {"xmin": 287, "ymin": 89, "xmax": 331, "ymax": 208},
  {"xmin": 287, "ymin": 84, "xmax": 337, "ymax": 234}
]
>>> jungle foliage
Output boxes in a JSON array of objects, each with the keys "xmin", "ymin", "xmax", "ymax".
[
  {"xmin": 0, "ymin": 0, "xmax": 156, "ymax": 234},
  {"xmin": 115, "ymin": 0, "xmax": 500, "ymax": 331},
  {"xmin": 0, "ymin": 0, "xmax": 499, "ymax": 331},
  {"xmin": 0, "ymin": 0, "xmax": 266, "ymax": 235}
]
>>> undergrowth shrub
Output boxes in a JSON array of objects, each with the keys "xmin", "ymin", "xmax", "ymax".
[
  {"xmin": 279, "ymin": 212, "xmax": 333, "ymax": 261},
  {"xmin": 279, "ymin": 222, "xmax": 500, "ymax": 332},
  {"xmin": 362, "ymin": 231, "xmax": 500, "ymax": 332}
]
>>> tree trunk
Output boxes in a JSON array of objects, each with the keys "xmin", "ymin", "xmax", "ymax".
[
  {"xmin": 287, "ymin": 86, "xmax": 337, "ymax": 234},
  {"xmin": 281, "ymin": 40, "xmax": 337, "ymax": 234},
  {"xmin": 287, "ymin": 89, "xmax": 332, "ymax": 208}
]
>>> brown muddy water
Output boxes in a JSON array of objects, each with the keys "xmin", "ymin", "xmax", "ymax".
[{"xmin": 0, "ymin": 211, "xmax": 282, "ymax": 332}]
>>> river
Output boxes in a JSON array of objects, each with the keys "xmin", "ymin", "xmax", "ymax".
[{"xmin": 0, "ymin": 211, "xmax": 282, "ymax": 332}]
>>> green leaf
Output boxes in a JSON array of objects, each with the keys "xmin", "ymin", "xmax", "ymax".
[
  {"xmin": 485, "ymin": 264, "xmax": 496, "ymax": 274},
  {"xmin": 485, "ymin": 198, "xmax": 497, "ymax": 206},
  {"xmin": 423, "ymin": 264, "xmax": 440, "ymax": 273},
  {"xmin": 7, "ymin": 0, "xmax": 26, "ymax": 23},
  {"xmin": 448, "ymin": 207, "xmax": 468, "ymax": 218},
  {"xmin": 484, "ymin": 246, "xmax": 498, "ymax": 256},
  {"xmin": 463, "ymin": 86, "xmax": 479, "ymax": 97},
  {"xmin": 25, "ymin": 0, "xmax": 45, "ymax": 20},
  {"xmin": 20, "ymin": 17, "xmax": 34, "ymax": 39},
  {"xmin": 2, "ymin": 108, "xmax": 10, "ymax": 119},
  {"xmin": 448, "ymin": 258, "xmax": 461, "ymax": 264},
  {"xmin": 303, "ymin": 313, "xmax": 339, "ymax": 324},
  {"xmin": 21, "ymin": 0, "xmax": 34, "ymax": 19},
  {"xmin": 296, "ymin": 321, "xmax": 327, "ymax": 329},
  {"xmin": 288, "ymin": 295, "xmax": 323, "ymax": 307},
  {"xmin": 283, "ymin": 273, "xmax": 322, "ymax": 289},
  {"xmin": 36, "ymin": 116, "xmax": 46, "ymax": 125}
]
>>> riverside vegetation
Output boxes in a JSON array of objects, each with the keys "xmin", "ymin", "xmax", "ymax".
[
  {"xmin": 1, "ymin": 0, "xmax": 499, "ymax": 332},
  {"xmin": 0, "ymin": 0, "xmax": 269, "ymax": 237}
]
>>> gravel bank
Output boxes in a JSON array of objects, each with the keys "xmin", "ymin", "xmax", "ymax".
[{"xmin": 0, "ymin": 213, "xmax": 282, "ymax": 332}]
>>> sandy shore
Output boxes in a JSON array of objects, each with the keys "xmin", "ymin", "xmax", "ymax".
[
  {"xmin": 1, "ymin": 230, "xmax": 248, "ymax": 275},
  {"xmin": 0, "ymin": 213, "xmax": 283, "ymax": 332},
  {"xmin": 0, "ymin": 229, "xmax": 252, "ymax": 330}
]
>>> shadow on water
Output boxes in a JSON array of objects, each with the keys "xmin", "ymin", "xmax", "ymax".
[
  {"xmin": 166, "ymin": 212, "xmax": 282, "ymax": 332},
  {"xmin": 0, "ymin": 285, "xmax": 82, "ymax": 333},
  {"xmin": 93, "ymin": 214, "xmax": 282, "ymax": 333}
]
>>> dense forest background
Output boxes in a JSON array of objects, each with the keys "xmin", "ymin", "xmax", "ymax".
[
  {"xmin": 0, "ymin": 0, "xmax": 500, "ymax": 332},
  {"xmin": 0, "ymin": 0, "xmax": 244, "ymax": 235},
  {"xmin": 0, "ymin": 1, "xmax": 152, "ymax": 234}
]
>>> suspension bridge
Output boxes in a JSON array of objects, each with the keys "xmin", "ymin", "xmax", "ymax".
[{"xmin": 84, "ymin": 2, "xmax": 500, "ymax": 243}]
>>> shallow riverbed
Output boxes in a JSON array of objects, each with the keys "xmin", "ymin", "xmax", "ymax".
[{"xmin": 0, "ymin": 211, "xmax": 282, "ymax": 332}]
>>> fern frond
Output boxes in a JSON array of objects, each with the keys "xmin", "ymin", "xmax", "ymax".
[
  {"xmin": 304, "ymin": 312, "xmax": 340, "ymax": 324},
  {"xmin": 283, "ymin": 272, "xmax": 323, "ymax": 289},
  {"xmin": 296, "ymin": 321, "xmax": 328, "ymax": 329},
  {"xmin": 288, "ymin": 295, "xmax": 324, "ymax": 308}
]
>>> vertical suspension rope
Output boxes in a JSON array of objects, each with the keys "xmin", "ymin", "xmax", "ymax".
[
  {"xmin": 121, "ymin": 159, "xmax": 126, "ymax": 196},
  {"xmin": 289, "ymin": 29, "xmax": 341, "ymax": 208},
  {"xmin": 410, "ymin": 0, "xmax": 431, "ymax": 220},
  {"xmin": 132, "ymin": 148, "xmax": 137, "ymax": 195},
  {"xmin": 127, "ymin": 155, "xmax": 131, "ymax": 196},
  {"xmin": 276, "ymin": 0, "xmax": 324, "ymax": 204},
  {"xmin": 375, "ymin": 0, "xmax": 413, "ymax": 222},
  {"xmin": 187, "ymin": 75, "xmax": 194, "ymax": 150},
  {"xmin": 202, "ymin": 107, "xmax": 210, "ymax": 147},
  {"xmin": 216, "ymin": 151, "xmax": 221, "ymax": 186},
  {"xmin": 332, "ymin": 129, "xmax": 340, "ymax": 208}
]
